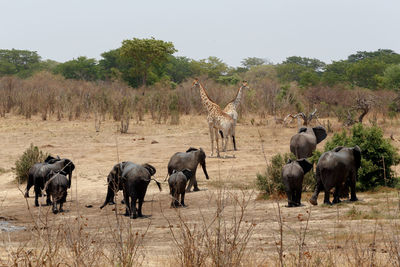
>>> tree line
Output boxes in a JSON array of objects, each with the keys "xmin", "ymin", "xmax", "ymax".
[{"xmin": 1, "ymin": 38, "xmax": 400, "ymax": 92}]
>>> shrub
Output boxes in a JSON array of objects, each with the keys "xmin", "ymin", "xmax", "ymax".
[
  {"xmin": 257, "ymin": 152, "xmax": 318, "ymax": 196},
  {"xmin": 324, "ymin": 123, "xmax": 400, "ymax": 191},
  {"xmin": 257, "ymin": 153, "xmax": 295, "ymax": 196},
  {"xmin": 15, "ymin": 144, "xmax": 49, "ymax": 184}
]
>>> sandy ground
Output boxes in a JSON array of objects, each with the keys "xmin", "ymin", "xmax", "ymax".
[{"xmin": 0, "ymin": 114, "xmax": 400, "ymax": 266}]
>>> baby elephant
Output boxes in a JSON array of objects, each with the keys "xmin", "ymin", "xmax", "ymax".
[
  {"xmin": 281, "ymin": 158, "xmax": 313, "ymax": 207},
  {"xmin": 45, "ymin": 171, "xmax": 68, "ymax": 214},
  {"xmin": 168, "ymin": 169, "xmax": 192, "ymax": 208}
]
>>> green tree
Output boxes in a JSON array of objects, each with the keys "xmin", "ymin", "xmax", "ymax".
[
  {"xmin": 120, "ymin": 37, "xmax": 176, "ymax": 87},
  {"xmin": 381, "ymin": 64, "xmax": 400, "ymax": 90},
  {"xmin": 345, "ymin": 58, "xmax": 386, "ymax": 89},
  {"xmin": 54, "ymin": 56, "xmax": 100, "ymax": 81},
  {"xmin": 0, "ymin": 49, "xmax": 41, "ymax": 78},
  {"xmin": 321, "ymin": 60, "xmax": 349, "ymax": 85},
  {"xmin": 241, "ymin": 57, "xmax": 269, "ymax": 69}
]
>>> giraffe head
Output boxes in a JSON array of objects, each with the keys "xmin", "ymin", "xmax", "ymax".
[
  {"xmin": 192, "ymin": 78, "xmax": 200, "ymax": 88},
  {"xmin": 242, "ymin": 80, "xmax": 249, "ymax": 89}
]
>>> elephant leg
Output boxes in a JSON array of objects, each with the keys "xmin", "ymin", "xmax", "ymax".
[
  {"xmin": 34, "ymin": 186, "xmax": 41, "ymax": 207},
  {"xmin": 193, "ymin": 175, "xmax": 200, "ymax": 191},
  {"xmin": 123, "ymin": 190, "xmax": 130, "ymax": 217},
  {"xmin": 349, "ymin": 174, "xmax": 358, "ymax": 201},
  {"xmin": 309, "ymin": 184, "xmax": 321, "ymax": 206},
  {"xmin": 173, "ymin": 191, "xmax": 179, "ymax": 208},
  {"xmin": 25, "ymin": 174, "xmax": 33, "ymax": 198},
  {"xmin": 59, "ymin": 193, "xmax": 66, "ymax": 212},
  {"xmin": 130, "ymin": 193, "xmax": 138, "ymax": 219},
  {"xmin": 46, "ymin": 189, "xmax": 52, "ymax": 206},
  {"xmin": 186, "ymin": 176, "xmax": 194, "ymax": 192},
  {"xmin": 295, "ymin": 189, "xmax": 302, "ymax": 206},
  {"xmin": 181, "ymin": 192, "xmax": 186, "ymax": 207},
  {"xmin": 52, "ymin": 197, "xmax": 58, "ymax": 214},
  {"xmin": 323, "ymin": 188, "xmax": 332, "ymax": 205},
  {"xmin": 286, "ymin": 190, "xmax": 294, "ymax": 207},
  {"xmin": 332, "ymin": 184, "xmax": 342, "ymax": 204},
  {"xmin": 138, "ymin": 197, "xmax": 144, "ymax": 217}
]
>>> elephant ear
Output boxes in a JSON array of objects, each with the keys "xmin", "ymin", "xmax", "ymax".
[
  {"xmin": 353, "ymin": 146, "xmax": 362, "ymax": 169},
  {"xmin": 297, "ymin": 159, "xmax": 313, "ymax": 174},
  {"xmin": 312, "ymin": 126, "xmax": 327, "ymax": 144},
  {"xmin": 143, "ymin": 163, "xmax": 156, "ymax": 176},
  {"xmin": 186, "ymin": 147, "xmax": 198, "ymax": 153},
  {"xmin": 298, "ymin": 127, "xmax": 307, "ymax": 133},
  {"xmin": 182, "ymin": 169, "xmax": 193, "ymax": 180},
  {"xmin": 287, "ymin": 158, "xmax": 293, "ymax": 164}
]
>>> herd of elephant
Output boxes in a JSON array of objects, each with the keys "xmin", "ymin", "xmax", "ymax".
[
  {"xmin": 24, "ymin": 148, "xmax": 209, "ymax": 218},
  {"xmin": 23, "ymin": 124, "xmax": 362, "ymax": 217},
  {"xmin": 285, "ymin": 125, "xmax": 361, "ymax": 207}
]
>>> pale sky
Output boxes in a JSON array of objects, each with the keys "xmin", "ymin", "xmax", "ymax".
[{"xmin": 1, "ymin": 0, "xmax": 399, "ymax": 67}]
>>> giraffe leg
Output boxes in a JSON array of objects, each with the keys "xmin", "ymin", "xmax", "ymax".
[
  {"xmin": 214, "ymin": 128, "xmax": 220, "ymax": 157},
  {"xmin": 209, "ymin": 125, "xmax": 214, "ymax": 157}
]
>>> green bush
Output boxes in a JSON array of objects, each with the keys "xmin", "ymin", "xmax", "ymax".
[
  {"xmin": 324, "ymin": 123, "xmax": 400, "ymax": 191},
  {"xmin": 257, "ymin": 152, "xmax": 316, "ymax": 196},
  {"xmin": 15, "ymin": 144, "xmax": 49, "ymax": 184}
]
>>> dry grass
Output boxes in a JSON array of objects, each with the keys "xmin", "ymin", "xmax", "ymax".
[{"xmin": 0, "ymin": 114, "xmax": 400, "ymax": 266}]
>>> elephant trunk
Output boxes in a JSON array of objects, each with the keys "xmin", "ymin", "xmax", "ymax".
[
  {"xmin": 201, "ymin": 162, "xmax": 209, "ymax": 180},
  {"xmin": 100, "ymin": 186, "xmax": 115, "ymax": 209},
  {"xmin": 151, "ymin": 178, "xmax": 162, "ymax": 191},
  {"xmin": 68, "ymin": 170, "xmax": 72, "ymax": 188}
]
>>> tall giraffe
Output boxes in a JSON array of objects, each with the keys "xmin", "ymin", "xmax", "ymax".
[
  {"xmin": 192, "ymin": 78, "xmax": 234, "ymax": 157},
  {"xmin": 221, "ymin": 81, "xmax": 249, "ymax": 150}
]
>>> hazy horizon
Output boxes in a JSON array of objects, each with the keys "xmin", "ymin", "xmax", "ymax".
[{"xmin": 1, "ymin": 0, "xmax": 399, "ymax": 67}]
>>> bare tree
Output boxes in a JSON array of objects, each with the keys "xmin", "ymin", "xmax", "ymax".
[{"xmin": 283, "ymin": 109, "xmax": 319, "ymax": 127}]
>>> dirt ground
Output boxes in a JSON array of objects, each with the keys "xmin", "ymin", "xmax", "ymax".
[{"xmin": 1, "ymin": 114, "xmax": 400, "ymax": 266}]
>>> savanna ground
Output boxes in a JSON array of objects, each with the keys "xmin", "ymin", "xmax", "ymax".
[{"xmin": 1, "ymin": 114, "xmax": 400, "ymax": 266}]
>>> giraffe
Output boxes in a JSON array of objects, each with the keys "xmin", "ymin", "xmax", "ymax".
[
  {"xmin": 220, "ymin": 81, "xmax": 249, "ymax": 150},
  {"xmin": 192, "ymin": 78, "xmax": 234, "ymax": 157}
]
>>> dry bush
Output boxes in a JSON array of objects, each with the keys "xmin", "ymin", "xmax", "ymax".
[{"xmin": 164, "ymin": 189, "xmax": 256, "ymax": 267}]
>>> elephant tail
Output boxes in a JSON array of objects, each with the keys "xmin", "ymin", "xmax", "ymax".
[{"xmin": 151, "ymin": 178, "xmax": 162, "ymax": 192}]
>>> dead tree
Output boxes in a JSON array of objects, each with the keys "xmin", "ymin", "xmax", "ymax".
[
  {"xmin": 344, "ymin": 94, "xmax": 375, "ymax": 126},
  {"xmin": 283, "ymin": 109, "xmax": 319, "ymax": 127}
]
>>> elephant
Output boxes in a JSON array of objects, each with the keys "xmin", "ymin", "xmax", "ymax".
[
  {"xmin": 290, "ymin": 126, "xmax": 327, "ymax": 159},
  {"xmin": 168, "ymin": 169, "xmax": 192, "ymax": 208},
  {"xmin": 100, "ymin": 162, "xmax": 162, "ymax": 219},
  {"xmin": 44, "ymin": 170, "xmax": 68, "ymax": 214},
  {"xmin": 309, "ymin": 146, "xmax": 361, "ymax": 205},
  {"xmin": 167, "ymin": 147, "xmax": 209, "ymax": 192},
  {"xmin": 24, "ymin": 155, "xmax": 60, "ymax": 198},
  {"xmin": 281, "ymin": 158, "xmax": 313, "ymax": 207},
  {"xmin": 25, "ymin": 157, "xmax": 75, "ymax": 207}
]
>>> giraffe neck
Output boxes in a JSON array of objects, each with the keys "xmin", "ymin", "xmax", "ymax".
[
  {"xmin": 198, "ymin": 82, "xmax": 216, "ymax": 114},
  {"xmin": 232, "ymin": 85, "xmax": 245, "ymax": 109}
]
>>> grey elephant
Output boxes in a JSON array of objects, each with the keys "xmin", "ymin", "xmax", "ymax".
[
  {"xmin": 24, "ymin": 155, "xmax": 60, "ymax": 198},
  {"xmin": 44, "ymin": 170, "xmax": 68, "ymax": 214},
  {"xmin": 100, "ymin": 162, "xmax": 161, "ymax": 219},
  {"xmin": 290, "ymin": 126, "xmax": 327, "ymax": 159},
  {"xmin": 309, "ymin": 146, "xmax": 361, "ymax": 205},
  {"xmin": 168, "ymin": 169, "xmax": 192, "ymax": 208},
  {"xmin": 25, "ymin": 157, "xmax": 75, "ymax": 207},
  {"xmin": 282, "ymin": 158, "xmax": 313, "ymax": 207},
  {"xmin": 167, "ymin": 147, "xmax": 209, "ymax": 192}
]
